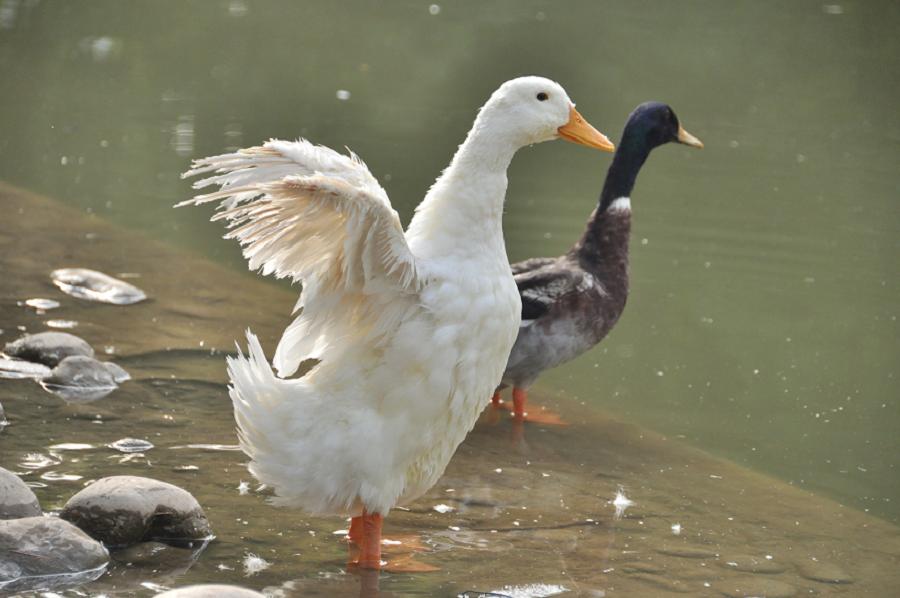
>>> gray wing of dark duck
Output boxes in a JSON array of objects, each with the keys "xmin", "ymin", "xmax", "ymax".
[
  {"xmin": 515, "ymin": 263, "xmax": 590, "ymax": 322},
  {"xmin": 502, "ymin": 262, "xmax": 598, "ymax": 388},
  {"xmin": 510, "ymin": 256, "xmax": 557, "ymax": 276}
]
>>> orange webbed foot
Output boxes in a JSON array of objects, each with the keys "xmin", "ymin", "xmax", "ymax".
[{"xmin": 494, "ymin": 387, "xmax": 568, "ymax": 425}]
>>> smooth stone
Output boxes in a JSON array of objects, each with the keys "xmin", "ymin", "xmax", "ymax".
[
  {"xmin": 796, "ymin": 559, "xmax": 854, "ymax": 584},
  {"xmin": 109, "ymin": 438, "xmax": 154, "ymax": 453},
  {"xmin": 719, "ymin": 577, "xmax": 797, "ymax": 598},
  {"xmin": 0, "ymin": 357, "xmax": 52, "ymax": 380},
  {"xmin": 60, "ymin": 475, "xmax": 212, "ymax": 548},
  {"xmin": 719, "ymin": 553, "xmax": 787, "ymax": 574},
  {"xmin": 0, "ymin": 516, "xmax": 108, "ymax": 593},
  {"xmin": 655, "ymin": 544, "xmax": 717, "ymax": 559},
  {"xmin": 155, "ymin": 585, "xmax": 265, "ymax": 598},
  {"xmin": 24, "ymin": 298, "xmax": 60, "ymax": 310},
  {"xmin": 3, "ymin": 331, "xmax": 94, "ymax": 367},
  {"xmin": 0, "ymin": 466, "xmax": 42, "ymax": 519},
  {"xmin": 104, "ymin": 361, "xmax": 131, "ymax": 383},
  {"xmin": 41, "ymin": 355, "xmax": 120, "ymax": 402},
  {"xmin": 51, "ymin": 267, "xmax": 147, "ymax": 305}
]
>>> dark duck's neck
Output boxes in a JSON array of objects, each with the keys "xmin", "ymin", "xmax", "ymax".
[{"xmin": 569, "ymin": 122, "xmax": 655, "ymax": 279}]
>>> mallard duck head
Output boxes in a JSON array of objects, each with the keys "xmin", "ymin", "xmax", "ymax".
[{"xmin": 625, "ymin": 102, "xmax": 704, "ymax": 150}]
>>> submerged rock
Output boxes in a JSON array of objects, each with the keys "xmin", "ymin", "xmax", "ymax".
[
  {"xmin": 0, "ymin": 516, "xmax": 108, "ymax": 593},
  {"xmin": 655, "ymin": 544, "xmax": 717, "ymax": 559},
  {"xmin": 60, "ymin": 476, "xmax": 212, "ymax": 548},
  {"xmin": 3, "ymin": 331, "xmax": 94, "ymax": 367},
  {"xmin": 155, "ymin": 585, "xmax": 265, "ymax": 598},
  {"xmin": 51, "ymin": 267, "xmax": 147, "ymax": 305},
  {"xmin": 24, "ymin": 298, "xmax": 60, "ymax": 311},
  {"xmin": 719, "ymin": 577, "xmax": 797, "ymax": 598},
  {"xmin": 109, "ymin": 438, "xmax": 154, "ymax": 453},
  {"xmin": 796, "ymin": 559, "xmax": 854, "ymax": 584},
  {"xmin": 41, "ymin": 355, "xmax": 122, "ymax": 402},
  {"xmin": 720, "ymin": 553, "xmax": 787, "ymax": 574},
  {"xmin": 0, "ymin": 357, "xmax": 53, "ymax": 380},
  {"xmin": 0, "ymin": 401, "xmax": 5, "ymax": 428},
  {"xmin": 0, "ymin": 466, "xmax": 42, "ymax": 519},
  {"xmin": 111, "ymin": 540, "xmax": 207, "ymax": 581},
  {"xmin": 104, "ymin": 360, "xmax": 131, "ymax": 383}
]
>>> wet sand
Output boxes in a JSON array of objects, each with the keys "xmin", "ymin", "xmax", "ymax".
[{"xmin": 1, "ymin": 182, "xmax": 898, "ymax": 596}]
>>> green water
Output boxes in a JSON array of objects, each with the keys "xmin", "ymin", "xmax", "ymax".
[{"xmin": 0, "ymin": 1, "xmax": 898, "ymax": 595}]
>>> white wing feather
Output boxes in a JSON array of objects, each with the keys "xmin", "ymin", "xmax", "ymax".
[{"xmin": 180, "ymin": 139, "xmax": 423, "ymax": 376}]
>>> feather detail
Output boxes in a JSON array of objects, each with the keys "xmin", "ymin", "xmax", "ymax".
[{"xmin": 180, "ymin": 139, "xmax": 423, "ymax": 376}]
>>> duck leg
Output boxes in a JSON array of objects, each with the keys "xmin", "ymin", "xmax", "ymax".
[
  {"xmin": 348, "ymin": 511, "xmax": 438, "ymax": 572},
  {"xmin": 350, "ymin": 510, "xmax": 382, "ymax": 569},
  {"xmin": 491, "ymin": 390, "xmax": 502, "ymax": 406}
]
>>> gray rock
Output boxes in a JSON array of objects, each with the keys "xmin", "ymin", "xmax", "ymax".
[
  {"xmin": 51, "ymin": 268, "xmax": 147, "ymax": 305},
  {"xmin": 41, "ymin": 355, "xmax": 121, "ymax": 402},
  {"xmin": 719, "ymin": 577, "xmax": 797, "ymax": 598},
  {"xmin": 0, "ymin": 357, "xmax": 52, "ymax": 380},
  {"xmin": 109, "ymin": 438, "xmax": 154, "ymax": 453},
  {"xmin": 3, "ymin": 331, "xmax": 94, "ymax": 367},
  {"xmin": 155, "ymin": 585, "xmax": 265, "ymax": 598},
  {"xmin": 719, "ymin": 553, "xmax": 787, "ymax": 574},
  {"xmin": 0, "ymin": 516, "xmax": 108, "ymax": 593},
  {"xmin": 60, "ymin": 476, "xmax": 212, "ymax": 548},
  {"xmin": 104, "ymin": 361, "xmax": 131, "ymax": 383},
  {"xmin": 0, "ymin": 466, "xmax": 41, "ymax": 519},
  {"xmin": 796, "ymin": 559, "xmax": 854, "ymax": 584},
  {"xmin": 24, "ymin": 298, "xmax": 60, "ymax": 311}
]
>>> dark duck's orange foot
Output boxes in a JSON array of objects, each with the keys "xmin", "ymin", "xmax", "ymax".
[{"xmin": 494, "ymin": 387, "xmax": 568, "ymax": 425}]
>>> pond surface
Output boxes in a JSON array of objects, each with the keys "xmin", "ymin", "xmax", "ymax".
[{"xmin": 0, "ymin": 1, "xmax": 898, "ymax": 596}]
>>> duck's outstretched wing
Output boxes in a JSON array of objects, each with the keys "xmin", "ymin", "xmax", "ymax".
[
  {"xmin": 180, "ymin": 139, "xmax": 422, "ymax": 376},
  {"xmin": 180, "ymin": 139, "xmax": 420, "ymax": 294}
]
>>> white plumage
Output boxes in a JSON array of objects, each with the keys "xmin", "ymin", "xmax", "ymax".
[{"xmin": 180, "ymin": 77, "xmax": 611, "ymax": 526}]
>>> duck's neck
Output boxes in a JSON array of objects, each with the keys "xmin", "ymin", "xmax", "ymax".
[
  {"xmin": 407, "ymin": 118, "xmax": 520, "ymax": 263},
  {"xmin": 570, "ymin": 136, "xmax": 651, "ymax": 273}
]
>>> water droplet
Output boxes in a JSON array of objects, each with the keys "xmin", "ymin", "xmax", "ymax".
[
  {"xmin": 336, "ymin": 89, "xmax": 351, "ymax": 101},
  {"xmin": 428, "ymin": 4, "xmax": 441, "ymax": 15}
]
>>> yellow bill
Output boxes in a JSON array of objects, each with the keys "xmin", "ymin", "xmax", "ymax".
[{"xmin": 677, "ymin": 125, "xmax": 704, "ymax": 148}]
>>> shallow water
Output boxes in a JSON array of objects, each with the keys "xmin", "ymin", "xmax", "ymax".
[{"xmin": 0, "ymin": 1, "xmax": 898, "ymax": 596}]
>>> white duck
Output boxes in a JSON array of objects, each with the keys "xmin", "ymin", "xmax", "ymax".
[{"xmin": 180, "ymin": 76, "xmax": 613, "ymax": 570}]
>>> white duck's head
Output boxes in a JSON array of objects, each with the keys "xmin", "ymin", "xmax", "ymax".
[{"xmin": 476, "ymin": 76, "xmax": 615, "ymax": 152}]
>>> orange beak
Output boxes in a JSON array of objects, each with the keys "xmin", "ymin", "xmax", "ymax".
[{"xmin": 557, "ymin": 105, "xmax": 615, "ymax": 152}]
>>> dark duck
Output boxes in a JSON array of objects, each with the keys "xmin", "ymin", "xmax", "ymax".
[{"xmin": 492, "ymin": 102, "xmax": 703, "ymax": 423}]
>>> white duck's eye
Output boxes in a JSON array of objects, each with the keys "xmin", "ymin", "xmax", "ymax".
[{"xmin": 536, "ymin": 92, "xmax": 549, "ymax": 101}]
